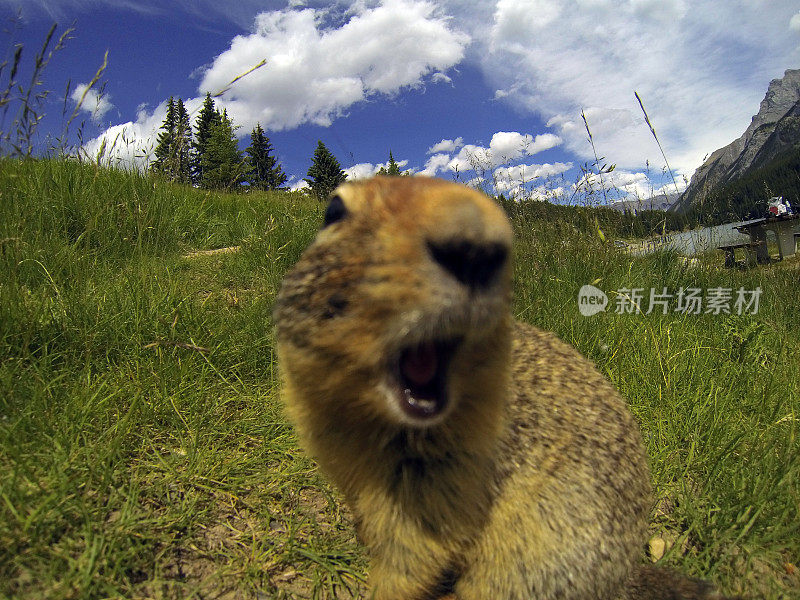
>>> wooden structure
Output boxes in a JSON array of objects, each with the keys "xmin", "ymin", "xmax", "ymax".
[
  {"xmin": 718, "ymin": 241, "xmax": 764, "ymax": 268},
  {"xmin": 733, "ymin": 214, "xmax": 800, "ymax": 263}
]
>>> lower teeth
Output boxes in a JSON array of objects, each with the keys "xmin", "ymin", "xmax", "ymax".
[{"xmin": 404, "ymin": 389, "xmax": 437, "ymax": 413}]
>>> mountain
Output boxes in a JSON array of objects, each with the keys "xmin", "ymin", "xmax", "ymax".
[
  {"xmin": 672, "ymin": 68, "xmax": 800, "ymax": 213},
  {"xmin": 609, "ymin": 193, "xmax": 677, "ymax": 213}
]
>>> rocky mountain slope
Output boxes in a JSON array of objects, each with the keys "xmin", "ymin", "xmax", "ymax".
[
  {"xmin": 610, "ymin": 193, "xmax": 676, "ymax": 213},
  {"xmin": 673, "ymin": 68, "xmax": 800, "ymax": 213}
]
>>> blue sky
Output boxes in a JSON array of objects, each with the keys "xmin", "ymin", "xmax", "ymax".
[{"xmin": 4, "ymin": 0, "xmax": 800, "ymax": 201}]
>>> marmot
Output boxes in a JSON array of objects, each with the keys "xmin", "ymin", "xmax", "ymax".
[{"xmin": 274, "ymin": 177, "xmax": 733, "ymax": 599}]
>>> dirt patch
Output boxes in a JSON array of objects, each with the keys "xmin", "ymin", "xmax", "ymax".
[
  {"xmin": 140, "ymin": 482, "xmax": 366, "ymax": 599},
  {"xmin": 183, "ymin": 246, "xmax": 241, "ymax": 259}
]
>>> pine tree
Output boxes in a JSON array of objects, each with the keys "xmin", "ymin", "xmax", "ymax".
[
  {"xmin": 151, "ymin": 96, "xmax": 176, "ymax": 176},
  {"xmin": 246, "ymin": 123, "xmax": 287, "ymax": 190},
  {"xmin": 150, "ymin": 97, "xmax": 193, "ymax": 183},
  {"xmin": 377, "ymin": 150, "xmax": 405, "ymax": 176},
  {"xmin": 304, "ymin": 140, "xmax": 347, "ymax": 200},
  {"xmin": 200, "ymin": 110, "xmax": 248, "ymax": 191},
  {"xmin": 173, "ymin": 98, "xmax": 192, "ymax": 183},
  {"xmin": 192, "ymin": 93, "xmax": 222, "ymax": 185}
]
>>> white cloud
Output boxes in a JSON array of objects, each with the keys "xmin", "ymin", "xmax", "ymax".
[
  {"xmin": 80, "ymin": 97, "xmax": 204, "ymax": 168},
  {"xmin": 83, "ymin": 0, "xmax": 468, "ymax": 167},
  {"xmin": 344, "ymin": 162, "xmax": 379, "ymax": 180},
  {"xmin": 80, "ymin": 120, "xmax": 151, "ymax": 168},
  {"xmin": 652, "ymin": 181, "xmax": 685, "ymax": 196},
  {"xmin": 344, "ymin": 157, "xmax": 411, "ymax": 179},
  {"xmin": 199, "ymin": 1, "xmax": 468, "ymax": 131},
  {"xmin": 465, "ymin": 0, "xmax": 800, "ymax": 175},
  {"xmin": 488, "ymin": 131, "xmax": 561, "ymax": 162},
  {"xmin": 419, "ymin": 127, "xmax": 572, "ymax": 195},
  {"xmin": 528, "ymin": 184, "xmax": 567, "ymax": 202},
  {"xmin": 495, "ymin": 161, "xmax": 572, "ymax": 183},
  {"xmin": 423, "ymin": 130, "xmax": 562, "ymax": 176},
  {"xmin": 445, "ymin": 144, "xmax": 491, "ymax": 172},
  {"xmin": 70, "ymin": 83, "xmax": 113, "ymax": 124},
  {"xmin": 427, "ymin": 137, "xmax": 464, "ymax": 154},
  {"xmin": 790, "ymin": 12, "xmax": 800, "ymax": 32},
  {"xmin": 493, "ymin": 161, "xmax": 572, "ymax": 196},
  {"xmin": 570, "ymin": 167, "xmax": 686, "ymax": 204},
  {"xmin": 488, "ymin": 131, "xmax": 529, "ymax": 161},
  {"xmin": 492, "ymin": 0, "xmax": 562, "ymax": 42},
  {"xmin": 289, "ymin": 178, "xmax": 310, "ymax": 192},
  {"xmin": 420, "ymin": 152, "xmax": 451, "ymax": 176},
  {"xmin": 605, "ymin": 170, "xmax": 649, "ymax": 190}
]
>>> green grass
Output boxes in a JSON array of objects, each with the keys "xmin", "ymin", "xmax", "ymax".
[{"xmin": 1, "ymin": 158, "xmax": 798, "ymax": 599}]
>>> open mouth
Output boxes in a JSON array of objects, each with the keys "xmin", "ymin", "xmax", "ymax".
[{"xmin": 394, "ymin": 339, "xmax": 459, "ymax": 421}]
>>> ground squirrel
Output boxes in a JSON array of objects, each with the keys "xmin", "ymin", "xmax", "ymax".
[{"xmin": 274, "ymin": 177, "xmax": 733, "ymax": 599}]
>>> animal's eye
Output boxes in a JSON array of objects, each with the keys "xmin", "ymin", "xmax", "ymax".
[{"xmin": 322, "ymin": 194, "xmax": 347, "ymax": 228}]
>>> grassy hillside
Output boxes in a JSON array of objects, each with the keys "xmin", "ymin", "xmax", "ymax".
[{"xmin": 1, "ymin": 159, "xmax": 798, "ymax": 599}]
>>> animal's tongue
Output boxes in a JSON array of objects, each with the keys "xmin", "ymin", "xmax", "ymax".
[{"xmin": 400, "ymin": 341, "xmax": 438, "ymax": 387}]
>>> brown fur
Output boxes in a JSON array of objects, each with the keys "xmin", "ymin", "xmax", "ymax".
[{"xmin": 273, "ymin": 177, "xmax": 733, "ymax": 599}]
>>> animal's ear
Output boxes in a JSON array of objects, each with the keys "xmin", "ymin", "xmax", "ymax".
[{"xmin": 322, "ymin": 194, "xmax": 347, "ymax": 228}]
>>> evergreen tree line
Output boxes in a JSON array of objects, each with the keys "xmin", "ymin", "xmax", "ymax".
[
  {"xmin": 150, "ymin": 94, "xmax": 408, "ymax": 199},
  {"xmin": 150, "ymin": 94, "xmax": 286, "ymax": 192},
  {"xmin": 497, "ymin": 195, "xmax": 692, "ymax": 239}
]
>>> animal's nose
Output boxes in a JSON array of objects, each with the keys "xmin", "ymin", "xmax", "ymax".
[{"xmin": 427, "ymin": 239, "xmax": 508, "ymax": 289}]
